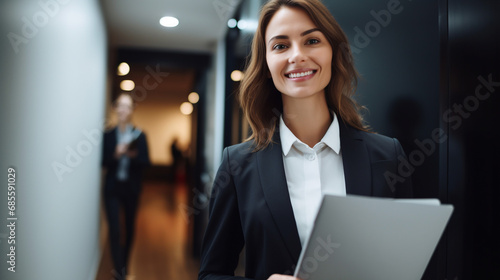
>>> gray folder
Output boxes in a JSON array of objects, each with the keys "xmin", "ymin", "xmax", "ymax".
[{"xmin": 294, "ymin": 195, "xmax": 453, "ymax": 280}]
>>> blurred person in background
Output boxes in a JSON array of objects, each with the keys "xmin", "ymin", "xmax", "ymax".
[
  {"xmin": 170, "ymin": 136, "xmax": 185, "ymax": 183},
  {"xmin": 102, "ymin": 93, "xmax": 150, "ymax": 277}
]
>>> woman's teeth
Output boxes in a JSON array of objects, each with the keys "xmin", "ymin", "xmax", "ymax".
[{"xmin": 287, "ymin": 70, "xmax": 314, "ymax": 78}]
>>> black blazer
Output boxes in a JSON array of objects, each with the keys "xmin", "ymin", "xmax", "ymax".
[
  {"xmin": 102, "ymin": 127, "xmax": 150, "ymax": 195},
  {"xmin": 198, "ymin": 121, "xmax": 412, "ymax": 280}
]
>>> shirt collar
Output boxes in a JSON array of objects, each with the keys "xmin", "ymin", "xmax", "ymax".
[
  {"xmin": 279, "ymin": 115, "xmax": 297, "ymax": 156},
  {"xmin": 321, "ymin": 112, "xmax": 341, "ymax": 154},
  {"xmin": 279, "ymin": 112, "xmax": 341, "ymax": 156}
]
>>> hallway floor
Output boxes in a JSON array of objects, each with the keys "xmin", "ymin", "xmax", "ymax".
[{"xmin": 95, "ymin": 180, "xmax": 200, "ymax": 280}]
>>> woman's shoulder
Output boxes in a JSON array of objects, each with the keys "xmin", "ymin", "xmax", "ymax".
[
  {"xmin": 103, "ymin": 127, "xmax": 116, "ymax": 140},
  {"xmin": 104, "ymin": 126, "xmax": 116, "ymax": 133},
  {"xmin": 225, "ymin": 140, "xmax": 256, "ymax": 160},
  {"xmin": 359, "ymin": 130, "xmax": 396, "ymax": 146},
  {"xmin": 340, "ymin": 118, "xmax": 396, "ymax": 149},
  {"xmin": 353, "ymin": 129, "xmax": 404, "ymax": 158}
]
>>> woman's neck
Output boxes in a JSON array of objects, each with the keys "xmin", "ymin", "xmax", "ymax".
[
  {"xmin": 282, "ymin": 94, "xmax": 332, "ymax": 148},
  {"xmin": 118, "ymin": 122, "xmax": 130, "ymax": 132}
]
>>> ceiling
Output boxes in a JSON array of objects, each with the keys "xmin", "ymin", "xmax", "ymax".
[
  {"xmin": 102, "ymin": 0, "xmax": 241, "ymax": 105},
  {"xmin": 101, "ymin": 0, "xmax": 241, "ymax": 53}
]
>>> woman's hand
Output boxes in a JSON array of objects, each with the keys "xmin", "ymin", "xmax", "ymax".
[
  {"xmin": 115, "ymin": 143, "xmax": 128, "ymax": 158},
  {"xmin": 267, "ymin": 274, "xmax": 303, "ymax": 280},
  {"xmin": 126, "ymin": 147, "xmax": 138, "ymax": 158}
]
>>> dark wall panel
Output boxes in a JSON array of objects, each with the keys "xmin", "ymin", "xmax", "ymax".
[
  {"xmin": 446, "ymin": 0, "xmax": 500, "ymax": 278},
  {"xmin": 325, "ymin": 0, "xmax": 441, "ymax": 197},
  {"xmin": 324, "ymin": 0, "xmax": 441, "ymax": 278}
]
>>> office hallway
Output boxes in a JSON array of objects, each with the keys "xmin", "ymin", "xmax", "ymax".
[{"xmin": 95, "ymin": 180, "xmax": 200, "ymax": 280}]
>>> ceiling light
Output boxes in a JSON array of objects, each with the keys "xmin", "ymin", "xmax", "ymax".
[
  {"xmin": 117, "ymin": 62, "xmax": 130, "ymax": 76},
  {"xmin": 188, "ymin": 92, "xmax": 199, "ymax": 104},
  {"xmin": 120, "ymin": 80, "xmax": 135, "ymax": 91},
  {"xmin": 180, "ymin": 102, "xmax": 193, "ymax": 115},
  {"xmin": 237, "ymin": 20, "xmax": 247, "ymax": 30},
  {"xmin": 236, "ymin": 19, "xmax": 258, "ymax": 31},
  {"xmin": 160, "ymin": 16, "xmax": 179, "ymax": 27},
  {"xmin": 231, "ymin": 70, "xmax": 244, "ymax": 82},
  {"xmin": 228, "ymin": 18, "xmax": 237, "ymax": 28}
]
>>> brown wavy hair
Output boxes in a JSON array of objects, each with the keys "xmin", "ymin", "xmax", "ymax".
[{"xmin": 239, "ymin": 0, "xmax": 369, "ymax": 150}]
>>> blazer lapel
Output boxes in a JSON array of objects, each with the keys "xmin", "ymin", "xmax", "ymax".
[
  {"xmin": 339, "ymin": 120, "xmax": 372, "ymax": 196},
  {"xmin": 257, "ymin": 134, "xmax": 302, "ymax": 263},
  {"xmin": 255, "ymin": 121, "xmax": 372, "ymax": 263}
]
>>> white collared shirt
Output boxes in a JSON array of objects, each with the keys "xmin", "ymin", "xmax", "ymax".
[{"xmin": 280, "ymin": 113, "xmax": 346, "ymax": 247}]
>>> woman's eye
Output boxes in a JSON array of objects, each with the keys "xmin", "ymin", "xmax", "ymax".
[
  {"xmin": 306, "ymin": 38, "xmax": 320, "ymax": 45},
  {"xmin": 272, "ymin": 44, "xmax": 287, "ymax": 50}
]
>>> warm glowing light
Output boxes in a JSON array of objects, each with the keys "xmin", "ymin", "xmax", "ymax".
[
  {"xmin": 188, "ymin": 92, "xmax": 199, "ymax": 104},
  {"xmin": 160, "ymin": 16, "xmax": 179, "ymax": 27},
  {"xmin": 231, "ymin": 70, "xmax": 244, "ymax": 82},
  {"xmin": 117, "ymin": 62, "xmax": 130, "ymax": 76},
  {"xmin": 180, "ymin": 102, "xmax": 193, "ymax": 115},
  {"xmin": 120, "ymin": 80, "xmax": 135, "ymax": 91},
  {"xmin": 227, "ymin": 18, "xmax": 237, "ymax": 28}
]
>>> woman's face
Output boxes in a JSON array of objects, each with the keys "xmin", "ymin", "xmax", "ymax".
[
  {"xmin": 115, "ymin": 94, "xmax": 134, "ymax": 123},
  {"xmin": 265, "ymin": 6, "xmax": 332, "ymax": 101}
]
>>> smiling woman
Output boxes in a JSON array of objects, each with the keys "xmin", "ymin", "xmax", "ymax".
[
  {"xmin": 264, "ymin": 7, "xmax": 334, "ymax": 148},
  {"xmin": 265, "ymin": 7, "xmax": 333, "ymax": 103},
  {"xmin": 239, "ymin": 0, "xmax": 367, "ymax": 151},
  {"xmin": 198, "ymin": 1, "xmax": 413, "ymax": 279}
]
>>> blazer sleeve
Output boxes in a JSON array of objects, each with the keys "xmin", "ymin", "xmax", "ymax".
[
  {"xmin": 129, "ymin": 132, "xmax": 150, "ymax": 169},
  {"xmin": 198, "ymin": 148, "xmax": 251, "ymax": 280},
  {"xmin": 102, "ymin": 130, "xmax": 117, "ymax": 170}
]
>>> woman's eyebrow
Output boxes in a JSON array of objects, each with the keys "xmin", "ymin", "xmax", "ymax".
[
  {"xmin": 268, "ymin": 35, "xmax": 288, "ymax": 44},
  {"xmin": 301, "ymin": 28, "xmax": 321, "ymax": 36},
  {"xmin": 268, "ymin": 28, "xmax": 321, "ymax": 44}
]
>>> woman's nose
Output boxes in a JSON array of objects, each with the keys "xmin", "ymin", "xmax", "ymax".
[{"xmin": 288, "ymin": 44, "xmax": 307, "ymax": 64}]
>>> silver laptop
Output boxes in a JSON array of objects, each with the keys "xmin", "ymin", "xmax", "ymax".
[{"xmin": 294, "ymin": 195, "xmax": 453, "ymax": 280}]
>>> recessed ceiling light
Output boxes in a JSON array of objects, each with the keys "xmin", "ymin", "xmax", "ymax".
[
  {"xmin": 231, "ymin": 70, "xmax": 244, "ymax": 82},
  {"xmin": 227, "ymin": 18, "xmax": 237, "ymax": 28},
  {"xmin": 237, "ymin": 19, "xmax": 247, "ymax": 30},
  {"xmin": 117, "ymin": 62, "xmax": 130, "ymax": 76},
  {"xmin": 188, "ymin": 92, "xmax": 199, "ymax": 104},
  {"xmin": 160, "ymin": 16, "xmax": 179, "ymax": 28},
  {"xmin": 120, "ymin": 80, "xmax": 135, "ymax": 91},
  {"xmin": 180, "ymin": 102, "xmax": 193, "ymax": 115}
]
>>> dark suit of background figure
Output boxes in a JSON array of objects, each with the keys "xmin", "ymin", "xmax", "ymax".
[
  {"xmin": 102, "ymin": 127, "xmax": 150, "ymax": 275},
  {"xmin": 199, "ymin": 120, "xmax": 413, "ymax": 280},
  {"xmin": 171, "ymin": 139, "xmax": 183, "ymax": 182}
]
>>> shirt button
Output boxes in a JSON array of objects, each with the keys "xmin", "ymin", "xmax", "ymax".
[{"xmin": 308, "ymin": 154, "xmax": 316, "ymax": 161}]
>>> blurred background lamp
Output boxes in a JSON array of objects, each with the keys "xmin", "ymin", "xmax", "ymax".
[
  {"xmin": 180, "ymin": 102, "xmax": 193, "ymax": 115},
  {"xmin": 237, "ymin": 19, "xmax": 247, "ymax": 30},
  {"xmin": 120, "ymin": 80, "xmax": 135, "ymax": 91},
  {"xmin": 227, "ymin": 18, "xmax": 237, "ymax": 28},
  {"xmin": 231, "ymin": 70, "xmax": 244, "ymax": 82},
  {"xmin": 117, "ymin": 62, "xmax": 130, "ymax": 76},
  {"xmin": 160, "ymin": 16, "xmax": 179, "ymax": 27},
  {"xmin": 188, "ymin": 92, "xmax": 199, "ymax": 104}
]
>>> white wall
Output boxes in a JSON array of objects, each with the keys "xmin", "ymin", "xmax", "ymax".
[
  {"xmin": 212, "ymin": 39, "xmax": 227, "ymax": 175},
  {"xmin": 196, "ymin": 38, "xmax": 227, "ymax": 198},
  {"xmin": 0, "ymin": 1, "xmax": 106, "ymax": 279}
]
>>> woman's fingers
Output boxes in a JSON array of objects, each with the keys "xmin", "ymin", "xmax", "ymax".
[{"xmin": 267, "ymin": 274, "xmax": 302, "ymax": 280}]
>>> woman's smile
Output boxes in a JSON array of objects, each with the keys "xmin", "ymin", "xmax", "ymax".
[{"xmin": 284, "ymin": 69, "xmax": 317, "ymax": 80}]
